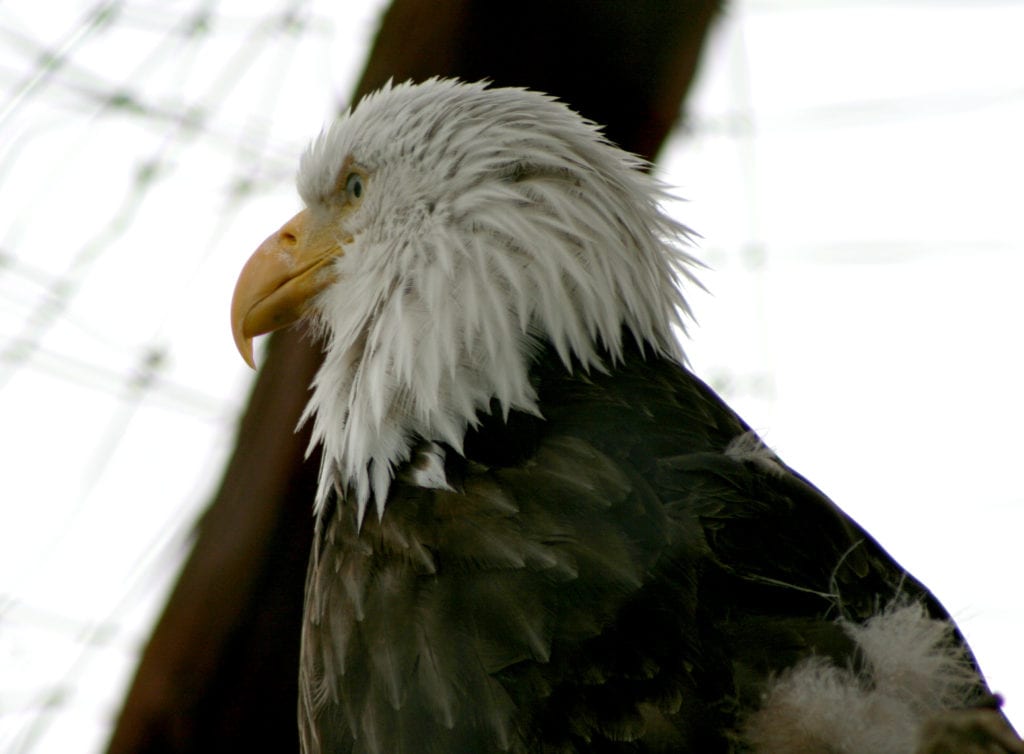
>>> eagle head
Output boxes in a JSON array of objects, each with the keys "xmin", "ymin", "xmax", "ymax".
[{"xmin": 230, "ymin": 78, "xmax": 697, "ymax": 524}]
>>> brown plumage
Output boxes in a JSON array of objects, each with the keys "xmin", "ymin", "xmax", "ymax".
[{"xmin": 229, "ymin": 80, "xmax": 1022, "ymax": 754}]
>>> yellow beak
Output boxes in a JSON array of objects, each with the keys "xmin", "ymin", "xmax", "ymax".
[{"xmin": 230, "ymin": 208, "xmax": 346, "ymax": 368}]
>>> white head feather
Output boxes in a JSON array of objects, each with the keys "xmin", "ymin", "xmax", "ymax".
[{"xmin": 295, "ymin": 78, "xmax": 699, "ymax": 524}]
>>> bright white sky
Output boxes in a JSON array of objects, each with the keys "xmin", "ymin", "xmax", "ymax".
[{"xmin": 0, "ymin": 2, "xmax": 1021, "ymax": 752}]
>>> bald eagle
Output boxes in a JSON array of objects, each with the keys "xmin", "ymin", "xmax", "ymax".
[{"xmin": 230, "ymin": 79, "xmax": 1022, "ymax": 754}]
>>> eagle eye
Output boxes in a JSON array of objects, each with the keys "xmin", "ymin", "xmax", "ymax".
[{"xmin": 345, "ymin": 172, "xmax": 365, "ymax": 204}]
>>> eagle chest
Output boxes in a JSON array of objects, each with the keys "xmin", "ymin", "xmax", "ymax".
[{"xmin": 299, "ymin": 429, "xmax": 714, "ymax": 754}]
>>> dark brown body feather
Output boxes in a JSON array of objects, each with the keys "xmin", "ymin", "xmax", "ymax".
[{"xmin": 299, "ymin": 340, "xmax": 958, "ymax": 754}]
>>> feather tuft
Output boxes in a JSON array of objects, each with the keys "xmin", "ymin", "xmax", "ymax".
[{"xmin": 742, "ymin": 602, "xmax": 986, "ymax": 754}]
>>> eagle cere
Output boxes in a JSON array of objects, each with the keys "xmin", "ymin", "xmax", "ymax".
[{"xmin": 230, "ymin": 79, "xmax": 1022, "ymax": 754}]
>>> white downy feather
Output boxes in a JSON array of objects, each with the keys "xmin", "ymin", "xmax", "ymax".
[{"xmin": 743, "ymin": 603, "xmax": 985, "ymax": 754}]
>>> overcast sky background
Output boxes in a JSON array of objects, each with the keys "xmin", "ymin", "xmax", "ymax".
[{"xmin": 1, "ymin": 1, "xmax": 1021, "ymax": 752}]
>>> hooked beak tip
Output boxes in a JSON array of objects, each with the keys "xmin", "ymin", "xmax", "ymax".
[{"xmin": 237, "ymin": 334, "xmax": 256, "ymax": 370}]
